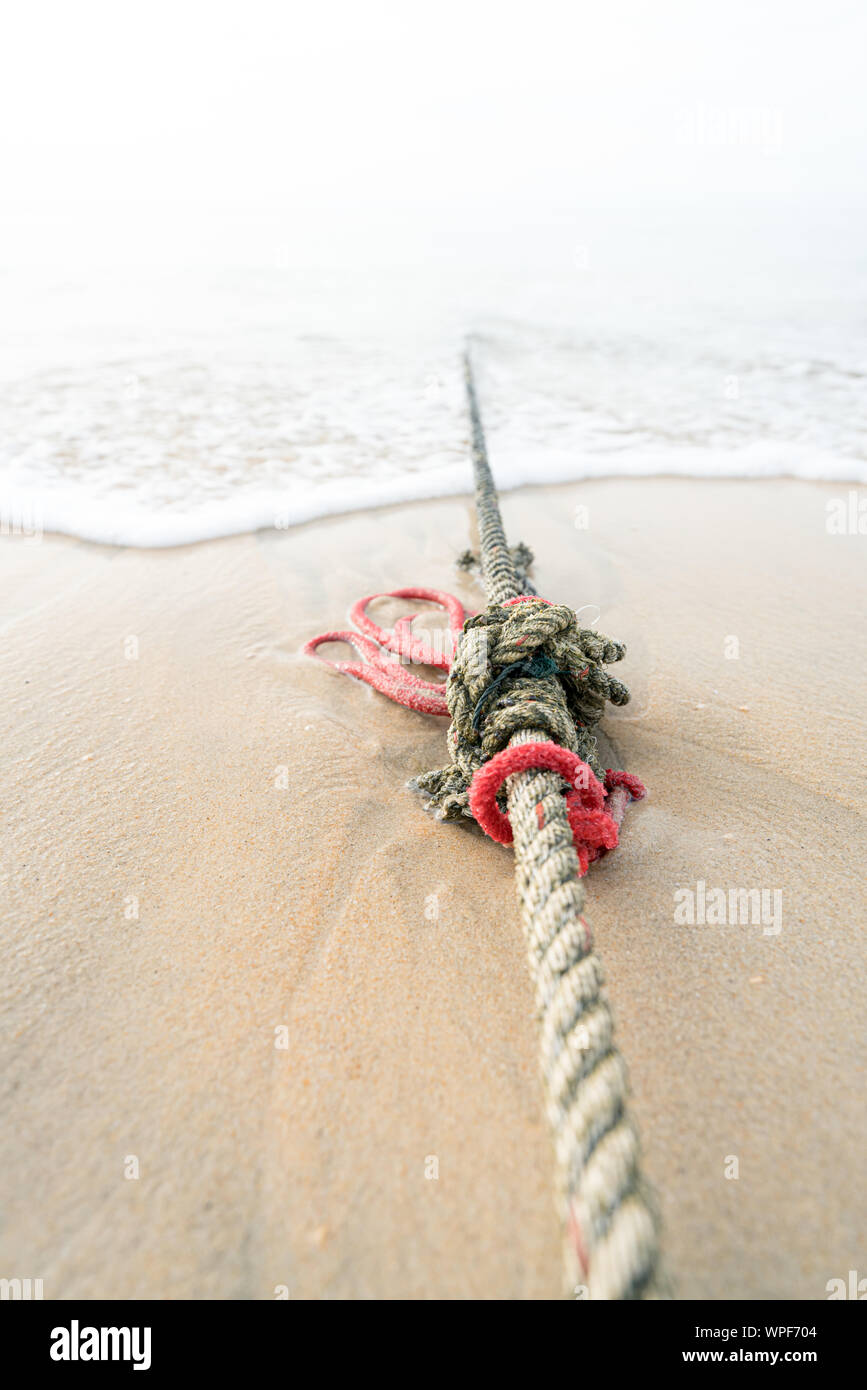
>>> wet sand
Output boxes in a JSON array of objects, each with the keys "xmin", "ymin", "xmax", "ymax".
[{"xmin": 1, "ymin": 477, "xmax": 864, "ymax": 1299}]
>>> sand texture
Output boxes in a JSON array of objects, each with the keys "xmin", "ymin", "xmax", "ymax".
[{"xmin": 1, "ymin": 478, "xmax": 864, "ymax": 1300}]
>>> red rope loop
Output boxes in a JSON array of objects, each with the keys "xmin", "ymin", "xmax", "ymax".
[
  {"xmin": 604, "ymin": 769, "xmax": 647, "ymax": 801},
  {"xmin": 468, "ymin": 740, "xmax": 645, "ymax": 875},
  {"xmin": 304, "ymin": 587, "xmax": 473, "ymax": 717},
  {"xmin": 350, "ymin": 586, "xmax": 468, "ymax": 668}
]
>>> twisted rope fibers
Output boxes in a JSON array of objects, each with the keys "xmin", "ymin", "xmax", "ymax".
[
  {"xmin": 306, "ymin": 350, "xmax": 667, "ymax": 1299},
  {"xmin": 449, "ymin": 350, "xmax": 666, "ymax": 1299},
  {"xmin": 425, "ymin": 353, "xmax": 664, "ymax": 1295}
]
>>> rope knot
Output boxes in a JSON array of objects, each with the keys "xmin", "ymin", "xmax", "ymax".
[
  {"xmin": 305, "ymin": 582, "xmax": 644, "ymax": 861},
  {"xmin": 471, "ymin": 650, "xmax": 561, "ymax": 733},
  {"xmin": 412, "ymin": 593, "xmax": 634, "ymax": 827}
]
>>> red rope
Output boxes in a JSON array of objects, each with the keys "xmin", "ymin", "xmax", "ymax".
[
  {"xmin": 304, "ymin": 586, "xmax": 472, "ymax": 717},
  {"xmin": 502, "ymin": 595, "xmax": 552, "ymax": 608},
  {"xmin": 350, "ymin": 586, "xmax": 468, "ymax": 669},
  {"xmin": 468, "ymin": 741, "xmax": 645, "ymax": 874}
]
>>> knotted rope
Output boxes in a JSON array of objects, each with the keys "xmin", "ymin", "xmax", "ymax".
[
  {"xmin": 305, "ymin": 351, "xmax": 667, "ymax": 1298},
  {"xmin": 410, "ymin": 591, "xmax": 633, "ymax": 825},
  {"xmin": 308, "ymin": 593, "xmax": 646, "ymax": 878}
]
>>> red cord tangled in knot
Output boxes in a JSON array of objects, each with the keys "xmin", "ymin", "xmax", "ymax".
[
  {"xmin": 468, "ymin": 742, "xmax": 646, "ymax": 875},
  {"xmin": 303, "ymin": 586, "xmax": 468, "ymax": 717},
  {"xmin": 305, "ymin": 585, "xmax": 645, "ymax": 872}
]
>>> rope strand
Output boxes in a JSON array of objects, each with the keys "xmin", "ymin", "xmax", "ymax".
[
  {"xmin": 464, "ymin": 353, "xmax": 523, "ymax": 604},
  {"xmin": 462, "ymin": 347, "xmax": 666, "ymax": 1299}
]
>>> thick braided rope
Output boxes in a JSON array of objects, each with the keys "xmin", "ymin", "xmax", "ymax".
[
  {"xmin": 412, "ymin": 594, "xmax": 632, "ymax": 823},
  {"xmin": 465, "ymin": 355, "xmax": 519, "ymax": 606},
  {"xmin": 462, "ymin": 352, "xmax": 665, "ymax": 1299}
]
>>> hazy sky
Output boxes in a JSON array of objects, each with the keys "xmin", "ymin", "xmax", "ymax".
[{"xmin": 1, "ymin": 1, "xmax": 866, "ymax": 265}]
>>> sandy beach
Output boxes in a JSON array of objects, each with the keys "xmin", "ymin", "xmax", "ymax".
[{"xmin": 1, "ymin": 476, "xmax": 864, "ymax": 1300}]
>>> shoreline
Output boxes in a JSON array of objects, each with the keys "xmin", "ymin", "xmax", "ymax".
[{"xmin": 3, "ymin": 468, "xmax": 866, "ymax": 552}]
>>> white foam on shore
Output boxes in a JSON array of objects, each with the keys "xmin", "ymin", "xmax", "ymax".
[
  {"xmin": 3, "ymin": 441, "xmax": 863, "ymax": 549},
  {"xmin": 2, "ymin": 219, "xmax": 865, "ymax": 548}
]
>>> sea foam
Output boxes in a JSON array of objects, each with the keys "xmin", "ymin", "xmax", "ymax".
[{"xmin": 2, "ymin": 251, "xmax": 864, "ymax": 547}]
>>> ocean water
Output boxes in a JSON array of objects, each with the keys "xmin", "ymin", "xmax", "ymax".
[{"xmin": 2, "ymin": 203, "xmax": 865, "ymax": 546}]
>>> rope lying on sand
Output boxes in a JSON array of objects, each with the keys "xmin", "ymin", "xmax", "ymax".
[{"xmin": 306, "ymin": 352, "xmax": 667, "ymax": 1299}]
